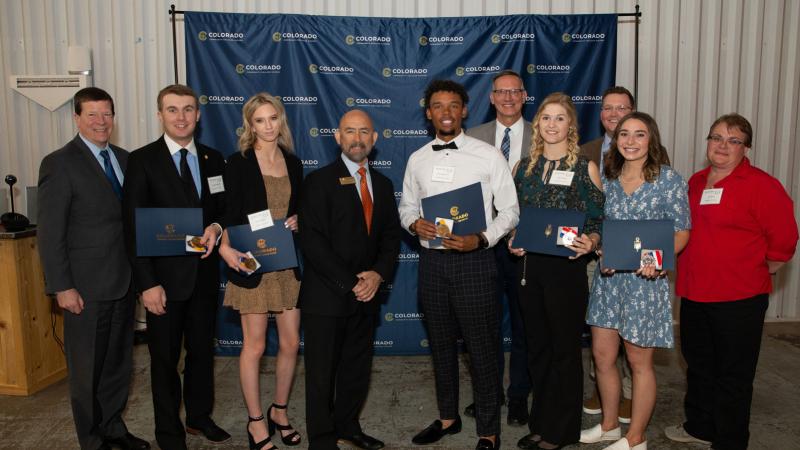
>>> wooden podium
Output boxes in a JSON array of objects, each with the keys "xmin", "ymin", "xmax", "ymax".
[{"xmin": 0, "ymin": 227, "xmax": 67, "ymax": 395}]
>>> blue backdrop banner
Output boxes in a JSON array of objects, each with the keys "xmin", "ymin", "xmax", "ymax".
[{"xmin": 184, "ymin": 12, "xmax": 617, "ymax": 356}]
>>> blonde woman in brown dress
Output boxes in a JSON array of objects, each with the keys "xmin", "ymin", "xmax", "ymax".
[{"xmin": 219, "ymin": 93, "xmax": 304, "ymax": 450}]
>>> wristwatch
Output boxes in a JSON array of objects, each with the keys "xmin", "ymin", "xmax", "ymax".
[{"xmin": 475, "ymin": 232, "xmax": 489, "ymax": 249}]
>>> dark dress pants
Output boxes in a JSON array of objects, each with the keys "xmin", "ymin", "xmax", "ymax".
[
  {"xmin": 146, "ymin": 287, "xmax": 218, "ymax": 450},
  {"xmin": 680, "ymin": 294, "xmax": 769, "ymax": 450},
  {"xmin": 63, "ymin": 292, "xmax": 134, "ymax": 450},
  {"xmin": 303, "ymin": 309, "xmax": 376, "ymax": 450},
  {"xmin": 495, "ymin": 244, "xmax": 532, "ymax": 402},
  {"xmin": 418, "ymin": 248, "xmax": 501, "ymax": 437},
  {"xmin": 518, "ymin": 254, "xmax": 587, "ymax": 446}
]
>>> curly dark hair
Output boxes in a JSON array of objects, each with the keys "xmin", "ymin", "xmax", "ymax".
[{"xmin": 423, "ymin": 79, "xmax": 469, "ymax": 108}]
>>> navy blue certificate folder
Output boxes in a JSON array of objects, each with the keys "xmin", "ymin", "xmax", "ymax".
[
  {"xmin": 135, "ymin": 208, "xmax": 203, "ymax": 256},
  {"xmin": 226, "ymin": 219, "xmax": 298, "ymax": 273},
  {"xmin": 514, "ymin": 207, "xmax": 586, "ymax": 257},
  {"xmin": 421, "ymin": 182, "xmax": 487, "ymax": 247},
  {"xmin": 602, "ymin": 219, "xmax": 675, "ymax": 270}
]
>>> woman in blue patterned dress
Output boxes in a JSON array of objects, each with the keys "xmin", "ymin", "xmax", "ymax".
[{"xmin": 579, "ymin": 112, "xmax": 690, "ymax": 450}]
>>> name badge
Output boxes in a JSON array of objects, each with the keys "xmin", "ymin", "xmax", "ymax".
[
  {"xmin": 548, "ymin": 170, "xmax": 575, "ymax": 186},
  {"xmin": 248, "ymin": 209, "xmax": 274, "ymax": 231},
  {"xmin": 431, "ymin": 166, "xmax": 456, "ymax": 183},
  {"xmin": 339, "ymin": 176, "xmax": 356, "ymax": 185},
  {"xmin": 700, "ymin": 188, "xmax": 723, "ymax": 205},
  {"xmin": 207, "ymin": 175, "xmax": 225, "ymax": 194}
]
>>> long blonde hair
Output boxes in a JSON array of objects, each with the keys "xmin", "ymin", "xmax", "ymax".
[
  {"xmin": 524, "ymin": 92, "xmax": 580, "ymax": 176},
  {"xmin": 238, "ymin": 93, "xmax": 294, "ymax": 153}
]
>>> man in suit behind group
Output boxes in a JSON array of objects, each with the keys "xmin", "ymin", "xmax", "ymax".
[
  {"xmin": 38, "ymin": 87, "xmax": 149, "ymax": 450},
  {"xmin": 298, "ymin": 109, "xmax": 402, "ymax": 450},
  {"xmin": 122, "ymin": 84, "xmax": 229, "ymax": 450},
  {"xmin": 466, "ymin": 69, "xmax": 533, "ymax": 427}
]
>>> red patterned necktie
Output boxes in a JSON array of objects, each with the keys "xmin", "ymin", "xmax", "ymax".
[{"xmin": 358, "ymin": 167, "xmax": 373, "ymax": 234}]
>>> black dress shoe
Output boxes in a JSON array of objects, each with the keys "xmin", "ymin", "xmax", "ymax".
[
  {"xmin": 464, "ymin": 402, "xmax": 476, "ymax": 418},
  {"xmin": 507, "ymin": 398, "xmax": 529, "ymax": 426},
  {"xmin": 338, "ymin": 432, "xmax": 384, "ymax": 450},
  {"xmin": 517, "ymin": 433, "xmax": 541, "ymax": 450},
  {"xmin": 186, "ymin": 421, "xmax": 231, "ymax": 443},
  {"xmin": 476, "ymin": 436, "xmax": 500, "ymax": 450},
  {"xmin": 411, "ymin": 417, "xmax": 462, "ymax": 445},
  {"xmin": 107, "ymin": 432, "xmax": 150, "ymax": 450}
]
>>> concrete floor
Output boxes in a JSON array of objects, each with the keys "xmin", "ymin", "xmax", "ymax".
[{"xmin": 2, "ymin": 323, "xmax": 799, "ymax": 450}]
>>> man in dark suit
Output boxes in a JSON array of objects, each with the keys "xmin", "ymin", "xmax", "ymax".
[
  {"xmin": 580, "ymin": 86, "xmax": 671, "ymax": 170},
  {"xmin": 123, "ymin": 84, "xmax": 229, "ymax": 450},
  {"xmin": 298, "ymin": 109, "xmax": 402, "ymax": 450},
  {"xmin": 466, "ymin": 69, "xmax": 533, "ymax": 426},
  {"xmin": 38, "ymin": 87, "xmax": 149, "ymax": 450}
]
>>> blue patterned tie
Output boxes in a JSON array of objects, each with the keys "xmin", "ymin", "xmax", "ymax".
[
  {"xmin": 501, "ymin": 127, "xmax": 511, "ymax": 160},
  {"xmin": 99, "ymin": 149, "xmax": 123, "ymax": 199}
]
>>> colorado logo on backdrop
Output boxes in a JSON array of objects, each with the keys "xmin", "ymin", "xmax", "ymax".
[
  {"xmin": 308, "ymin": 127, "xmax": 338, "ymax": 138},
  {"xmin": 382, "ymin": 129, "xmax": 429, "ymax": 139},
  {"xmin": 272, "ymin": 31, "xmax": 318, "ymax": 42},
  {"xmin": 198, "ymin": 94, "xmax": 245, "ymax": 105},
  {"xmin": 527, "ymin": 63, "xmax": 571, "ymax": 74},
  {"xmin": 418, "ymin": 35, "xmax": 464, "ymax": 46},
  {"xmin": 491, "ymin": 33, "xmax": 535, "ymax": 44},
  {"xmin": 384, "ymin": 312, "xmax": 424, "ymax": 322},
  {"xmin": 198, "ymin": 30, "xmax": 245, "ymax": 41},
  {"xmin": 308, "ymin": 64, "xmax": 354, "ymax": 75},
  {"xmin": 277, "ymin": 95, "xmax": 318, "ymax": 106},
  {"xmin": 455, "ymin": 65, "xmax": 500, "ymax": 76},
  {"xmin": 571, "ymin": 95, "xmax": 603, "ymax": 104},
  {"xmin": 382, "ymin": 67, "xmax": 428, "ymax": 78},
  {"xmin": 235, "ymin": 63, "xmax": 281, "ymax": 75},
  {"xmin": 345, "ymin": 97, "xmax": 391, "ymax": 107},
  {"xmin": 345, "ymin": 34, "xmax": 391, "ymax": 45},
  {"xmin": 562, "ymin": 32, "xmax": 606, "ymax": 43}
]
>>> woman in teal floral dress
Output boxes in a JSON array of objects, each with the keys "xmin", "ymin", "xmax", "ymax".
[
  {"xmin": 580, "ymin": 112, "xmax": 690, "ymax": 450},
  {"xmin": 509, "ymin": 93, "xmax": 604, "ymax": 450}
]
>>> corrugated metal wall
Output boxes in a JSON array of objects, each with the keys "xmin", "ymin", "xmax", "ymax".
[{"xmin": 1, "ymin": 0, "xmax": 798, "ymax": 318}]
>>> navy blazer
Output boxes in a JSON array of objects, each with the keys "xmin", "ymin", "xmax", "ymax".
[{"xmin": 222, "ymin": 147, "xmax": 303, "ymax": 288}]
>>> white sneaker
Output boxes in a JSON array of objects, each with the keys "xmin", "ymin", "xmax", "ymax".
[
  {"xmin": 603, "ymin": 437, "xmax": 647, "ymax": 450},
  {"xmin": 664, "ymin": 424, "xmax": 711, "ymax": 445},
  {"xmin": 580, "ymin": 423, "xmax": 622, "ymax": 443}
]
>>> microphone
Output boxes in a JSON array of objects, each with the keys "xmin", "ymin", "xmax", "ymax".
[{"xmin": 2, "ymin": 174, "xmax": 30, "ymax": 231}]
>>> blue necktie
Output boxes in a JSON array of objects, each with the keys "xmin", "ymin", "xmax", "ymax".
[
  {"xmin": 501, "ymin": 127, "xmax": 511, "ymax": 160},
  {"xmin": 99, "ymin": 149, "xmax": 123, "ymax": 199}
]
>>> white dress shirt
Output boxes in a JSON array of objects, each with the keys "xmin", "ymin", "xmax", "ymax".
[
  {"xmin": 493, "ymin": 117, "xmax": 526, "ymax": 171},
  {"xmin": 398, "ymin": 131, "xmax": 520, "ymax": 248}
]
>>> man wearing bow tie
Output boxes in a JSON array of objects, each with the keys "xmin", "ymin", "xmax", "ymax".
[{"xmin": 399, "ymin": 80, "xmax": 519, "ymax": 450}]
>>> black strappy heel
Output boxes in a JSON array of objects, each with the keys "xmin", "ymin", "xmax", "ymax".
[
  {"xmin": 267, "ymin": 403, "xmax": 301, "ymax": 446},
  {"xmin": 247, "ymin": 415, "xmax": 276, "ymax": 449}
]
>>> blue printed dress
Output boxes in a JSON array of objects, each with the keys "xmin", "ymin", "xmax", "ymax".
[{"xmin": 587, "ymin": 166, "xmax": 690, "ymax": 348}]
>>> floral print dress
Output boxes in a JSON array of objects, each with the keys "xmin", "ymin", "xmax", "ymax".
[{"xmin": 587, "ymin": 165, "xmax": 690, "ymax": 348}]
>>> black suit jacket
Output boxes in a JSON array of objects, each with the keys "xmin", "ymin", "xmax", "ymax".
[
  {"xmin": 37, "ymin": 134, "xmax": 131, "ymax": 301},
  {"xmin": 223, "ymin": 148, "xmax": 303, "ymax": 288},
  {"xmin": 298, "ymin": 157, "xmax": 401, "ymax": 317},
  {"xmin": 122, "ymin": 136, "xmax": 226, "ymax": 301}
]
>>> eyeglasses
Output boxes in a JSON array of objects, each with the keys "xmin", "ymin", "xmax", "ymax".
[
  {"xmin": 492, "ymin": 89, "xmax": 525, "ymax": 97},
  {"xmin": 601, "ymin": 105, "xmax": 632, "ymax": 113},
  {"xmin": 707, "ymin": 135, "xmax": 745, "ymax": 146}
]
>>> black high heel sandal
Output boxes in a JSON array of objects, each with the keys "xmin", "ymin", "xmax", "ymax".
[
  {"xmin": 247, "ymin": 415, "xmax": 276, "ymax": 450},
  {"xmin": 267, "ymin": 403, "xmax": 301, "ymax": 446}
]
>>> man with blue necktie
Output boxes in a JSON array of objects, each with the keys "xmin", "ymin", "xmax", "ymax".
[
  {"xmin": 123, "ymin": 84, "xmax": 228, "ymax": 450},
  {"xmin": 38, "ymin": 87, "xmax": 149, "ymax": 450},
  {"xmin": 466, "ymin": 69, "xmax": 533, "ymax": 427}
]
